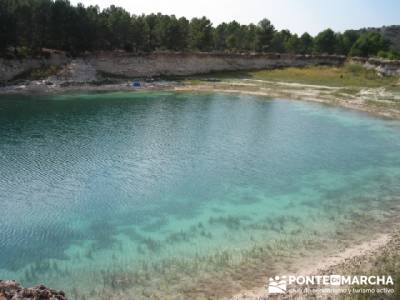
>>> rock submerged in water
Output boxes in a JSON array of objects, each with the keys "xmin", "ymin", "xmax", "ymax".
[{"xmin": 0, "ymin": 280, "xmax": 66, "ymax": 300}]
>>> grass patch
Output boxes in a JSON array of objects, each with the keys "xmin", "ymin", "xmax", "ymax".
[
  {"xmin": 245, "ymin": 65, "xmax": 399, "ymax": 88},
  {"xmin": 185, "ymin": 65, "xmax": 399, "ymax": 88}
]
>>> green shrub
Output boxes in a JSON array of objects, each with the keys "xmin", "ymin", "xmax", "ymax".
[{"xmin": 377, "ymin": 49, "xmax": 400, "ymax": 60}]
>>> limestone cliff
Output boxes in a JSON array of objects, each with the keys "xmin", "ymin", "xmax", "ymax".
[
  {"xmin": 349, "ymin": 57, "xmax": 400, "ymax": 76},
  {"xmin": 1, "ymin": 52, "xmax": 399, "ymax": 84},
  {"xmin": 0, "ymin": 52, "xmax": 346, "ymax": 82}
]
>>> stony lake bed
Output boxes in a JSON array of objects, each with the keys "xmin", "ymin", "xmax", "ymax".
[{"xmin": 0, "ymin": 91, "xmax": 400, "ymax": 299}]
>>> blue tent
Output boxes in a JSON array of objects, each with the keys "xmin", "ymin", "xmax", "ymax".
[{"xmin": 132, "ymin": 80, "xmax": 141, "ymax": 87}]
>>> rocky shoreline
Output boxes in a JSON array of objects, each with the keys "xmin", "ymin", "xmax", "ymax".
[{"xmin": 0, "ymin": 280, "xmax": 66, "ymax": 300}]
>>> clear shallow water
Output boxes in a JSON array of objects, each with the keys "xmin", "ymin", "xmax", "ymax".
[{"xmin": 0, "ymin": 91, "xmax": 400, "ymax": 299}]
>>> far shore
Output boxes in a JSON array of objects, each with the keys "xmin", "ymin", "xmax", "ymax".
[{"xmin": 1, "ymin": 72, "xmax": 399, "ymax": 121}]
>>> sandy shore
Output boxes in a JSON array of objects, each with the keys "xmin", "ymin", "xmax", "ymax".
[
  {"xmin": 174, "ymin": 79, "xmax": 400, "ymax": 120},
  {"xmin": 2, "ymin": 77, "xmax": 399, "ymax": 120},
  {"xmin": 230, "ymin": 224, "xmax": 400, "ymax": 300},
  {"xmin": 230, "ymin": 232, "xmax": 396, "ymax": 300}
]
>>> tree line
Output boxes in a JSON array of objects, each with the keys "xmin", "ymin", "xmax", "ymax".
[{"xmin": 1, "ymin": 0, "xmax": 399, "ymax": 59}]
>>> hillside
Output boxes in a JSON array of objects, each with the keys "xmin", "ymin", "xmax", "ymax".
[{"xmin": 362, "ymin": 25, "xmax": 400, "ymax": 51}]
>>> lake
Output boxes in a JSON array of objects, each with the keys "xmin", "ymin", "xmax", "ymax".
[{"xmin": 0, "ymin": 91, "xmax": 400, "ymax": 299}]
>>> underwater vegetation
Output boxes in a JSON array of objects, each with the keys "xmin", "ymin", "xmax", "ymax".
[{"xmin": 13, "ymin": 195, "xmax": 400, "ymax": 300}]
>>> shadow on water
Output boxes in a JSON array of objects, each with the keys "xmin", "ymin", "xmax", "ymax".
[{"xmin": 86, "ymin": 220, "xmax": 119, "ymax": 251}]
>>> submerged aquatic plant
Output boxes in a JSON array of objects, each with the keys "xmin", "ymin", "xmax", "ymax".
[{"xmin": 208, "ymin": 215, "xmax": 242, "ymax": 229}]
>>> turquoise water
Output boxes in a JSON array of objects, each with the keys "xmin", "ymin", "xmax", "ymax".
[{"xmin": 0, "ymin": 91, "xmax": 400, "ymax": 299}]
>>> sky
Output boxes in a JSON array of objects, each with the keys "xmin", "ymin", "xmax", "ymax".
[{"xmin": 70, "ymin": 0, "xmax": 400, "ymax": 35}]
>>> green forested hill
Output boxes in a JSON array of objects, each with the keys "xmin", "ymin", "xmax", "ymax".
[
  {"xmin": 361, "ymin": 26, "xmax": 400, "ymax": 51},
  {"xmin": 0, "ymin": 1, "xmax": 399, "ymax": 59}
]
